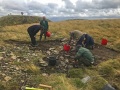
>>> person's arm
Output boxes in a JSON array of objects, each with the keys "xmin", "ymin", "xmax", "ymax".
[
  {"xmin": 46, "ymin": 21, "xmax": 48, "ymax": 31},
  {"xmin": 76, "ymin": 35, "xmax": 85, "ymax": 46},
  {"xmin": 68, "ymin": 34, "xmax": 73, "ymax": 45},
  {"xmin": 40, "ymin": 20, "xmax": 42, "ymax": 25},
  {"xmin": 84, "ymin": 34, "xmax": 90, "ymax": 47},
  {"xmin": 74, "ymin": 49, "xmax": 83, "ymax": 60}
]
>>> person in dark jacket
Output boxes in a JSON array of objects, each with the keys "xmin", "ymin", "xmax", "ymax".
[
  {"xmin": 76, "ymin": 34, "xmax": 94, "ymax": 49},
  {"xmin": 40, "ymin": 16, "xmax": 49, "ymax": 41},
  {"xmin": 74, "ymin": 45, "xmax": 94, "ymax": 67},
  {"xmin": 27, "ymin": 25, "xmax": 43, "ymax": 47}
]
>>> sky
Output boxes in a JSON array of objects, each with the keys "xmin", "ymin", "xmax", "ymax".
[{"xmin": 0, "ymin": 0, "xmax": 120, "ymax": 21}]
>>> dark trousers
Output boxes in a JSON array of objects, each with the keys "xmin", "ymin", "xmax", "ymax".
[
  {"xmin": 78, "ymin": 57, "xmax": 92, "ymax": 67},
  {"xmin": 27, "ymin": 30, "xmax": 36, "ymax": 45},
  {"xmin": 40, "ymin": 30, "xmax": 47, "ymax": 41}
]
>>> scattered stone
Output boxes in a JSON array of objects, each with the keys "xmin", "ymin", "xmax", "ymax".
[
  {"xmin": 21, "ymin": 80, "xmax": 25, "ymax": 83},
  {"xmin": 67, "ymin": 65, "xmax": 73, "ymax": 69},
  {"xmin": 11, "ymin": 55, "xmax": 17, "ymax": 60},
  {"xmin": 40, "ymin": 63, "xmax": 48, "ymax": 67},
  {"xmin": 58, "ymin": 46, "xmax": 63, "ymax": 50},
  {"xmin": 65, "ymin": 59, "xmax": 69, "ymax": 63},
  {"xmin": 60, "ymin": 61, "xmax": 66, "ymax": 66},
  {"xmin": 10, "ymin": 52, "xmax": 14, "ymax": 56},
  {"xmin": 59, "ymin": 56, "xmax": 64, "ymax": 60},
  {"xmin": 4, "ymin": 76, "xmax": 12, "ymax": 82},
  {"xmin": 15, "ymin": 67, "xmax": 19, "ymax": 70},
  {"xmin": 0, "ymin": 52, "xmax": 5, "ymax": 54},
  {"xmin": 49, "ymin": 48, "xmax": 55, "ymax": 51},
  {"xmin": 81, "ymin": 76, "xmax": 91, "ymax": 83},
  {"xmin": 61, "ymin": 38, "xmax": 68, "ymax": 42},
  {"xmin": 46, "ymin": 51, "xmax": 51, "ymax": 55},
  {"xmin": 64, "ymin": 54, "xmax": 70, "ymax": 57},
  {"xmin": 53, "ymin": 50, "xmax": 59, "ymax": 54},
  {"xmin": 2, "ymin": 73, "xmax": 6, "ymax": 76},
  {"xmin": 0, "ymin": 57, "xmax": 3, "ymax": 60},
  {"xmin": 42, "ymin": 73, "xmax": 48, "ymax": 77}
]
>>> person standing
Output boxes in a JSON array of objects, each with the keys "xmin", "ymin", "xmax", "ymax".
[
  {"xmin": 27, "ymin": 25, "xmax": 43, "ymax": 47},
  {"xmin": 40, "ymin": 16, "xmax": 49, "ymax": 41}
]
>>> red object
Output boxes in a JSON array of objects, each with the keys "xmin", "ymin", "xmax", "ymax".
[
  {"xmin": 101, "ymin": 38, "xmax": 108, "ymax": 45},
  {"xmin": 46, "ymin": 31, "xmax": 51, "ymax": 37},
  {"xmin": 63, "ymin": 44, "xmax": 71, "ymax": 51}
]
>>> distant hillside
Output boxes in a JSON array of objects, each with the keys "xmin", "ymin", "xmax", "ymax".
[{"xmin": 0, "ymin": 15, "xmax": 51, "ymax": 26}]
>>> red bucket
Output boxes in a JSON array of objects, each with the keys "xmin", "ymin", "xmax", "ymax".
[
  {"xmin": 101, "ymin": 38, "xmax": 108, "ymax": 45},
  {"xmin": 46, "ymin": 31, "xmax": 51, "ymax": 37},
  {"xmin": 63, "ymin": 44, "xmax": 70, "ymax": 51}
]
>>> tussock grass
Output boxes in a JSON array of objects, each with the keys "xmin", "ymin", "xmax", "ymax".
[{"xmin": 0, "ymin": 19, "xmax": 120, "ymax": 90}]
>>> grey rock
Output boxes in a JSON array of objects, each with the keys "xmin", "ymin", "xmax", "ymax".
[
  {"xmin": 46, "ymin": 51, "xmax": 51, "ymax": 55},
  {"xmin": 0, "ymin": 57, "xmax": 3, "ymax": 60},
  {"xmin": 59, "ymin": 56, "xmax": 64, "ymax": 60},
  {"xmin": 4, "ymin": 76, "xmax": 12, "ymax": 82},
  {"xmin": 61, "ymin": 38, "xmax": 68, "ymax": 42},
  {"xmin": 60, "ymin": 61, "xmax": 66, "ymax": 66}
]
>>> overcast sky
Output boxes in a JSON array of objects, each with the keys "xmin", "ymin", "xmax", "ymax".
[{"xmin": 0, "ymin": 0, "xmax": 120, "ymax": 21}]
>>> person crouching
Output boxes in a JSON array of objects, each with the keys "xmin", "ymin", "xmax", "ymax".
[
  {"xmin": 74, "ymin": 45, "xmax": 94, "ymax": 67},
  {"xmin": 76, "ymin": 34, "xmax": 94, "ymax": 49}
]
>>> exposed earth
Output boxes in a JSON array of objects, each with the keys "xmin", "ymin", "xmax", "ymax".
[{"xmin": 0, "ymin": 38, "xmax": 120, "ymax": 89}]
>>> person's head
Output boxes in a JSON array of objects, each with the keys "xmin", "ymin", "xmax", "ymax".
[
  {"xmin": 69, "ymin": 32, "xmax": 75, "ymax": 39},
  {"xmin": 43, "ymin": 16, "xmax": 46, "ymax": 20},
  {"xmin": 75, "ymin": 45, "xmax": 82, "ymax": 52}
]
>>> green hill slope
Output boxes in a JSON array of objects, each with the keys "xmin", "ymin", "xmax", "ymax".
[
  {"xmin": 0, "ymin": 19, "xmax": 120, "ymax": 90},
  {"xmin": 0, "ymin": 15, "xmax": 51, "ymax": 26}
]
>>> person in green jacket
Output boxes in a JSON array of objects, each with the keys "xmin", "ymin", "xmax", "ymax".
[
  {"xmin": 40, "ymin": 16, "xmax": 49, "ymax": 41},
  {"xmin": 74, "ymin": 45, "xmax": 94, "ymax": 67}
]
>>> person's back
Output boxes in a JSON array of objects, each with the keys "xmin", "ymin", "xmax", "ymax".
[
  {"xmin": 75, "ymin": 47, "xmax": 94, "ymax": 66},
  {"xmin": 79, "ymin": 47, "xmax": 94, "ymax": 61},
  {"xmin": 69, "ymin": 30, "xmax": 83, "ymax": 44},
  {"xmin": 76, "ymin": 34, "xmax": 94, "ymax": 49},
  {"xmin": 27, "ymin": 25, "xmax": 42, "ymax": 46},
  {"xmin": 28, "ymin": 25, "xmax": 41, "ymax": 34},
  {"xmin": 70, "ymin": 30, "xmax": 83, "ymax": 39}
]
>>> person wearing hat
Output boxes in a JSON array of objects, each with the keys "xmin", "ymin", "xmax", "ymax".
[
  {"xmin": 74, "ymin": 45, "xmax": 94, "ymax": 67},
  {"xmin": 40, "ymin": 16, "xmax": 49, "ymax": 41},
  {"xmin": 27, "ymin": 25, "xmax": 43, "ymax": 47},
  {"xmin": 69, "ymin": 30, "xmax": 83, "ymax": 44},
  {"xmin": 76, "ymin": 33, "xmax": 94, "ymax": 49}
]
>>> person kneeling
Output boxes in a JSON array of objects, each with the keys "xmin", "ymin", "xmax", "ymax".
[
  {"xmin": 74, "ymin": 45, "xmax": 94, "ymax": 67},
  {"xmin": 76, "ymin": 34, "xmax": 94, "ymax": 49}
]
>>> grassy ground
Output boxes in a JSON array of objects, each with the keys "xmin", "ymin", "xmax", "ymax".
[{"xmin": 0, "ymin": 19, "xmax": 120, "ymax": 90}]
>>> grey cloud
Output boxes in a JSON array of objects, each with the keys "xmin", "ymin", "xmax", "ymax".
[
  {"xmin": 76, "ymin": 0, "xmax": 94, "ymax": 10},
  {"xmin": 27, "ymin": 1, "xmax": 58, "ymax": 15},
  {"xmin": 62, "ymin": 0, "xmax": 75, "ymax": 9},
  {"xmin": 0, "ymin": 0, "xmax": 120, "ymax": 20},
  {"xmin": 27, "ymin": 1, "xmax": 44, "ymax": 10},
  {"xmin": 92, "ymin": 0, "xmax": 120, "ymax": 9},
  {"xmin": 2, "ymin": 0, "xmax": 27, "ymax": 11},
  {"xmin": 75, "ymin": 0, "xmax": 120, "ymax": 11},
  {"xmin": 47, "ymin": 3, "xmax": 58, "ymax": 9}
]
